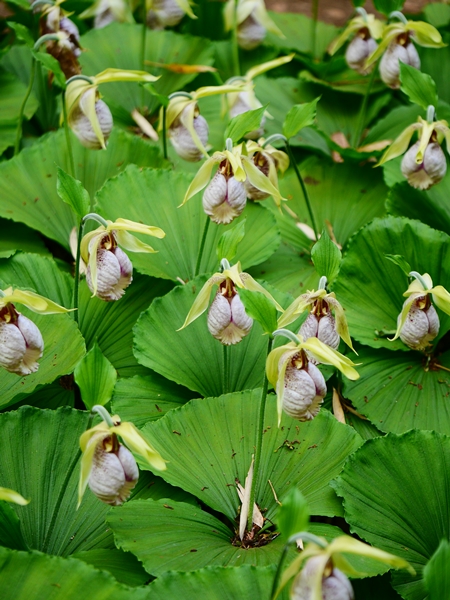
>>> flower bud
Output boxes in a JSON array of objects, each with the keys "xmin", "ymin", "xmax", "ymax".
[
  {"xmin": 229, "ymin": 92, "xmax": 265, "ymax": 139},
  {"xmin": 147, "ymin": 0, "xmax": 185, "ymax": 28},
  {"xmin": 207, "ymin": 282, "xmax": 253, "ymax": 345},
  {"xmin": 398, "ymin": 296, "xmax": 439, "ymax": 350},
  {"xmin": 86, "ymin": 232, "xmax": 133, "ymax": 301},
  {"xmin": 379, "ymin": 36, "xmax": 420, "ymax": 89},
  {"xmin": 292, "ymin": 555, "xmax": 354, "ymax": 600},
  {"xmin": 71, "ymin": 98, "xmax": 113, "ymax": 150},
  {"xmin": 281, "ymin": 352, "xmax": 327, "ymax": 421},
  {"xmin": 401, "ymin": 140, "xmax": 447, "ymax": 190},
  {"xmin": 203, "ymin": 170, "xmax": 247, "ymax": 224},
  {"xmin": 88, "ymin": 434, "xmax": 139, "ymax": 505},
  {"xmin": 169, "ymin": 106, "xmax": 209, "ymax": 162},
  {"xmin": 345, "ymin": 30, "xmax": 378, "ymax": 74},
  {"xmin": 237, "ymin": 11, "xmax": 266, "ymax": 50},
  {"xmin": 0, "ymin": 305, "xmax": 44, "ymax": 376}
]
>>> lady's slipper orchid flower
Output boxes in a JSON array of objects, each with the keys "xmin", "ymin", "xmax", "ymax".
[
  {"xmin": 40, "ymin": 3, "xmax": 82, "ymax": 78},
  {"xmin": 182, "ymin": 140, "xmax": 286, "ymax": 224},
  {"xmin": 65, "ymin": 69, "xmax": 159, "ymax": 149},
  {"xmin": 224, "ymin": 56, "xmax": 294, "ymax": 140},
  {"xmin": 266, "ymin": 331, "xmax": 359, "ymax": 425},
  {"xmin": 244, "ymin": 139, "xmax": 289, "ymax": 201},
  {"xmin": 0, "ymin": 287, "xmax": 72, "ymax": 375},
  {"xmin": 78, "ymin": 406, "xmax": 166, "ymax": 507},
  {"xmin": 377, "ymin": 110, "xmax": 450, "ymax": 190},
  {"xmin": 278, "ymin": 533, "xmax": 414, "ymax": 600},
  {"xmin": 79, "ymin": 0, "xmax": 134, "ymax": 28},
  {"xmin": 391, "ymin": 272, "xmax": 450, "ymax": 350},
  {"xmin": 163, "ymin": 84, "xmax": 244, "ymax": 162},
  {"xmin": 178, "ymin": 260, "xmax": 283, "ymax": 345},
  {"xmin": 224, "ymin": 0, "xmax": 284, "ymax": 50},
  {"xmin": 80, "ymin": 217, "xmax": 165, "ymax": 301},
  {"xmin": 277, "ymin": 277, "xmax": 355, "ymax": 353},
  {"xmin": 0, "ymin": 487, "xmax": 29, "ymax": 505},
  {"xmin": 328, "ymin": 10, "xmax": 383, "ymax": 75},
  {"xmin": 147, "ymin": 0, "xmax": 195, "ymax": 29},
  {"xmin": 364, "ymin": 16, "xmax": 445, "ymax": 89}
]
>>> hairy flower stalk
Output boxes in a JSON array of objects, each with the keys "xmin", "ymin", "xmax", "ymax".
[
  {"xmin": 65, "ymin": 69, "xmax": 159, "ymax": 149},
  {"xmin": 78, "ymin": 406, "xmax": 166, "ymax": 507},
  {"xmin": 364, "ymin": 14, "xmax": 444, "ymax": 89},
  {"xmin": 80, "ymin": 216, "xmax": 165, "ymax": 301},
  {"xmin": 179, "ymin": 260, "xmax": 283, "ymax": 344},
  {"xmin": 391, "ymin": 271, "xmax": 450, "ymax": 351},
  {"xmin": 267, "ymin": 330, "xmax": 359, "ymax": 425},
  {"xmin": 328, "ymin": 10, "xmax": 383, "ymax": 75},
  {"xmin": 377, "ymin": 109, "xmax": 450, "ymax": 190},
  {"xmin": 0, "ymin": 288, "xmax": 72, "ymax": 376}
]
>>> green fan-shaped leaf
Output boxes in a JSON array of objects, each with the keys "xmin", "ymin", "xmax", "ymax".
[
  {"xmin": 424, "ymin": 540, "xmax": 450, "ymax": 600},
  {"xmin": 140, "ymin": 390, "xmax": 362, "ymax": 522},
  {"xmin": 0, "ymin": 502, "xmax": 28, "ymax": 550},
  {"xmin": 0, "ymin": 219, "xmax": 49, "ymax": 259},
  {"xmin": 0, "ymin": 548, "xmax": 150, "ymax": 600},
  {"xmin": 78, "ymin": 274, "xmax": 173, "ymax": 377},
  {"xmin": 94, "ymin": 166, "xmax": 280, "ymax": 281},
  {"xmin": 332, "ymin": 216, "xmax": 450, "ymax": 351},
  {"xmin": 0, "ymin": 407, "xmax": 111, "ymax": 554},
  {"xmin": 0, "ymin": 68, "xmax": 39, "ymax": 154},
  {"xmin": 147, "ymin": 565, "xmax": 289, "ymax": 600},
  {"xmin": 80, "ymin": 24, "xmax": 214, "ymax": 118},
  {"xmin": 71, "ymin": 548, "xmax": 150, "ymax": 587},
  {"xmin": 352, "ymin": 574, "xmax": 402, "ymax": 599},
  {"xmin": 334, "ymin": 430, "xmax": 450, "ymax": 600},
  {"xmin": 133, "ymin": 277, "xmax": 270, "ymax": 397},
  {"xmin": 0, "ymin": 129, "xmax": 167, "ymax": 250},
  {"xmin": 276, "ymin": 158, "xmax": 388, "ymax": 247},
  {"xmin": 112, "ymin": 373, "xmax": 195, "ymax": 427},
  {"xmin": 342, "ymin": 345, "xmax": 450, "ymax": 435},
  {"xmin": 387, "ymin": 176, "xmax": 450, "ymax": 237}
]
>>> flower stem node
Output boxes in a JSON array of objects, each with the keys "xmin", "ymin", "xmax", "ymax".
[
  {"xmin": 391, "ymin": 272, "xmax": 450, "ymax": 350},
  {"xmin": 0, "ymin": 288, "xmax": 72, "ymax": 376},
  {"xmin": 207, "ymin": 281, "xmax": 253, "ymax": 345},
  {"xmin": 81, "ymin": 217, "xmax": 165, "ymax": 301},
  {"xmin": 291, "ymin": 555, "xmax": 354, "ymax": 600},
  {"xmin": 401, "ymin": 140, "xmax": 447, "ymax": 190}
]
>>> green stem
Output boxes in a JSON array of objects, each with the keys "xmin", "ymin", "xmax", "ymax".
[
  {"xmin": 352, "ymin": 62, "xmax": 377, "ymax": 148},
  {"xmin": 284, "ymin": 141, "xmax": 319, "ymax": 240},
  {"xmin": 247, "ymin": 336, "xmax": 273, "ymax": 532},
  {"xmin": 311, "ymin": 0, "xmax": 319, "ymax": 59},
  {"xmin": 222, "ymin": 344, "xmax": 229, "ymax": 394},
  {"xmin": 140, "ymin": 0, "xmax": 147, "ymax": 112},
  {"xmin": 62, "ymin": 92, "xmax": 76, "ymax": 178},
  {"xmin": 162, "ymin": 104, "xmax": 168, "ymax": 160},
  {"xmin": 270, "ymin": 543, "xmax": 290, "ymax": 600},
  {"xmin": 194, "ymin": 216, "xmax": 211, "ymax": 277},
  {"xmin": 14, "ymin": 58, "xmax": 36, "ymax": 156},
  {"xmin": 72, "ymin": 220, "xmax": 83, "ymax": 324},
  {"xmin": 231, "ymin": 0, "xmax": 240, "ymax": 76},
  {"xmin": 91, "ymin": 405, "xmax": 115, "ymax": 427}
]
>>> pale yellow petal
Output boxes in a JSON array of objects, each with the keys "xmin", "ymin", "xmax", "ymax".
[
  {"xmin": 93, "ymin": 68, "xmax": 159, "ymax": 85},
  {"xmin": 376, "ymin": 124, "xmax": 420, "ymax": 167},
  {"xmin": 111, "ymin": 218, "xmax": 165, "ymax": 238},
  {"xmin": 301, "ymin": 337, "xmax": 360, "ymax": 380},
  {"xmin": 243, "ymin": 156, "xmax": 285, "ymax": 206},
  {"xmin": 177, "ymin": 274, "xmax": 225, "ymax": 330},
  {"xmin": 180, "ymin": 156, "xmax": 221, "ymax": 206},
  {"xmin": 245, "ymin": 54, "xmax": 294, "ymax": 81},
  {"xmin": 5, "ymin": 289, "xmax": 72, "ymax": 314},
  {"xmin": 78, "ymin": 429, "xmax": 109, "ymax": 508},
  {"xmin": 111, "ymin": 421, "xmax": 167, "ymax": 471},
  {"xmin": 80, "ymin": 87, "xmax": 106, "ymax": 150},
  {"xmin": 0, "ymin": 487, "xmax": 30, "ymax": 505},
  {"xmin": 327, "ymin": 295, "xmax": 355, "ymax": 352},
  {"xmin": 115, "ymin": 230, "xmax": 158, "ymax": 254},
  {"xmin": 431, "ymin": 285, "xmax": 450, "ymax": 316},
  {"xmin": 240, "ymin": 272, "xmax": 284, "ymax": 311}
]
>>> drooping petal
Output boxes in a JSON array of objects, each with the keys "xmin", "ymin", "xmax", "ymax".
[
  {"xmin": 301, "ymin": 337, "xmax": 360, "ymax": 380},
  {"xmin": 0, "ymin": 487, "xmax": 29, "ymax": 505},
  {"xmin": 409, "ymin": 21, "xmax": 446, "ymax": 47},
  {"xmin": 265, "ymin": 343, "xmax": 296, "ymax": 390},
  {"xmin": 179, "ymin": 101, "xmax": 209, "ymax": 159},
  {"xmin": 111, "ymin": 421, "xmax": 167, "ymax": 471},
  {"xmin": 115, "ymin": 230, "xmax": 158, "ymax": 253},
  {"xmin": 327, "ymin": 295, "xmax": 356, "ymax": 352},
  {"xmin": 240, "ymin": 272, "xmax": 284, "ymax": 311},
  {"xmin": 181, "ymin": 156, "xmax": 222, "ymax": 206},
  {"xmin": 389, "ymin": 293, "xmax": 422, "ymax": 341},
  {"xmin": 1, "ymin": 288, "xmax": 72, "ymax": 314},
  {"xmin": 177, "ymin": 274, "xmax": 225, "ymax": 330},
  {"xmin": 78, "ymin": 429, "xmax": 110, "ymax": 508},
  {"xmin": 86, "ymin": 233, "xmax": 105, "ymax": 298},
  {"xmin": 245, "ymin": 54, "xmax": 294, "ymax": 80},
  {"xmin": 79, "ymin": 87, "xmax": 107, "ymax": 150},
  {"xmin": 110, "ymin": 218, "xmax": 165, "ymax": 238},
  {"xmin": 376, "ymin": 123, "xmax": 421, "ymax": 166},
  {"xmin": 277, "ymin": 294, "xmax": 316, "ymax": 328},
  {"xmin": 93, "ymin": 68, "xmax": 160, "ymax": 85},
  {"xmin": 431, "ymin": 285, "xmax": 450, "ymax": 316}
]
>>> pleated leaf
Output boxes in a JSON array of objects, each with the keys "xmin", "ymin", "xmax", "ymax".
[
  {"xmin": 332, "ymin": 216, "xmax": 450, "ymax": 351},
  {"xmin": 133, "ymin": 277, "xmax": 270, "ymax": 397},
  {"xmin": 342, "ymin": 345, "xmax": 450, "ymax": 435},
  {"xmin": 140, "ymin": 390, "xmax": 362, "ymax": 522},
  {"xmin": 0, "ymin": 220, "xmax": 50, "ymax": 259},
  {"xmin": 424, "ymin": 540, "xmax": 450, "ymax": 600},
  {"xmin": 0, "ymin": 69, "xmax": 39, "ymax": 154},
  {"xmin": 94, "ymin": 166, "xmax": 280, "ymax": 281},
  {"xmin": 334, "ymin": 430, "xmax": 450, "ymax": 600},
  {"xmin": 0, "ymin": 548, "xmax": 150, "ymax": 600},
  {"xmin": 0, "ymin": 129, "xmax": 167, "ymax": 250}
]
